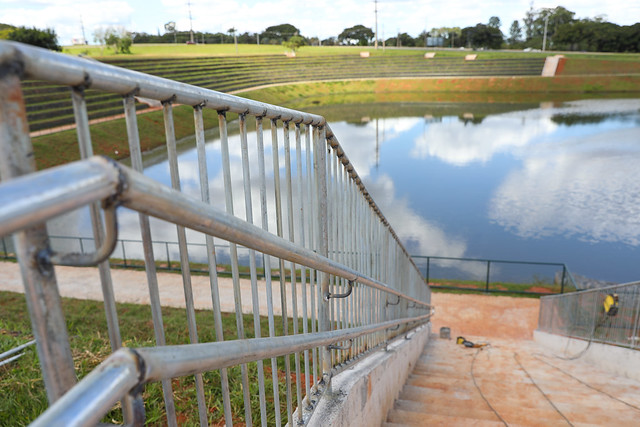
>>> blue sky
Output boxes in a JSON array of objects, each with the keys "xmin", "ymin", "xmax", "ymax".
[{"xmin": 1, "ymin": 0, "xmax": 637, "ymax": 45}]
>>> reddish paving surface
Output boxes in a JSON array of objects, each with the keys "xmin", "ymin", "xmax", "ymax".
[
  {"xmin": 430, "ymin": 292, "xmax": 540, "ymax": 340},
  {"xmin": 385, "ymin": 291, "xmax": 640, "ymax": 426}
]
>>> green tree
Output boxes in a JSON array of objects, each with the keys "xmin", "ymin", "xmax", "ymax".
[
  {"xmin": 282, "ymin": 35, "xmax": 305, "ymax": 53},
  {"xmin": 338, "ymin": 25, "xmax": 374, "ymax": 46},
  {"xmin": 461, "ymin": 24, "xmax": 503, "ymax": 49},
  {"xmin": 523, "ymin": 3, "xmax": 536, "ymax": 40},
  {"xmin": 509, "ymin": 20, "xmax": 522, "ymax": 44},
  {"xmin": 7, "ymin": 26, "xmax": 61, "ymax": 51},
  {"xmin": 261, "ymin": 23, "xmax": 300, "ymax": 43},
  {"xmin": 488, "ymin": 16, "xmax": 501, "ymax": 29},
  {"xmin": 94, "ymin": 26, "xmax": 132, "ymax": 54}
]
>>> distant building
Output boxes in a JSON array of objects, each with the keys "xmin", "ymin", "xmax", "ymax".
[{"xmin": 71, "ymin": 37, "xmax": 87, "ymax": 45}]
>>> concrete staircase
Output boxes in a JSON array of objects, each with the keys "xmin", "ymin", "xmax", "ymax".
[{"xmin": 384, "ymin": 336, "xmax": 640, "ymax": 426}]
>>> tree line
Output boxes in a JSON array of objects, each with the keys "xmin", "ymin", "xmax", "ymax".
[{"xmin": 1, "ymin": 5, "xmax": 638, "ymax": 54}]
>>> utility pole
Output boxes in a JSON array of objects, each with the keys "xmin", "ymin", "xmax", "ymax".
[
  {"xmin": 80, "ymin": 15, "xmax": 87, "ymax": 44},
  {"xmin": 374, "ymin": 0, "xmax": 379, "ymax": 49},
  {"xmin": 188, "ymin": 0, "xmax": 194, "ymax": 43},
  {"xmin": 542, "ymin": 15, "xmax": 549, "ymax": 51}
]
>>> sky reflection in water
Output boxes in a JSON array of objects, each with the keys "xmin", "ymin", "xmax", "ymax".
[
  {"xmin": 46, "ymin": 99, "xmax": 640, "ymax": 283},
  {"xmin": 332, "ymin": 99, "xmax": 640, "ymax": 282}
]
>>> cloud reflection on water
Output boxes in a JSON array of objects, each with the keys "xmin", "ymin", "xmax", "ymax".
[{"xmin": 489, "ymin": 127, "xmax": 640, "ymax": 246}]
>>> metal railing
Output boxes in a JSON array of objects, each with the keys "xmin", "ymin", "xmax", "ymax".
[
  {"xmin": 538, "ymin": 281, "xmax": 640, "ymax": 350},
  {"xmin": 412, "ymin": 255, "xmax": 577, "ymax": 295},
  {"xmin": 0, "ymin": 40, "xmax": 431, "ymax": 426}
]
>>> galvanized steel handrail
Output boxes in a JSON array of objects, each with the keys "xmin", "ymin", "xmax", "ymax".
[
  {"xmin": 0, "ymin": 156, "xmax": 431, "ymax": 308},
  {"xmin": 0, "ymin": 40, "xmax": 431, "ymax": 426},
  {"xmin": 0, "ymin": 40, "xmax": 418, "ymax": 272},
  {"xmin": 538, "ymin": 280, "xmax": 640, "ymax": 350},
  {"xmin": 31, "ymin": 313, "xmax": 432, "ymax": 427}
]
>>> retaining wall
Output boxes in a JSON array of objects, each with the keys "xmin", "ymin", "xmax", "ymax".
[
  {"xmin": 307, "ymin": 323, "xmax": 431, "ymax": 427},
  {"xmin": 534, "ymin": 330, "xmax": 640, "ymax": 382}
]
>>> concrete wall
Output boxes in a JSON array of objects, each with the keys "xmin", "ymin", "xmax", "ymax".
[
  {"xmin": 541, "ymin": 55, "xmax": 566, "ymax": 77},
  {"xmin": 307, "ymin": 323, "xmax": 431, "ymax": 427},
  {"xmin": 534, "ymin": 330, "xmax": 640, "ymax": 382}
]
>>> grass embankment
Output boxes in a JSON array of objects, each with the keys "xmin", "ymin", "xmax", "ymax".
[
  {"xmin": 0, "ymin": 290, "xmax": 305, "ymax": 425},
  {"xmin": 62, "ymin": 43, "xmax": 640, "ymax": 61},
  {"xmin": 32, "ymin": 72, "xmax": 640, "ymax": 170}
]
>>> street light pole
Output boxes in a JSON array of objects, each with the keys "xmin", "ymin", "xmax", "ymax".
[{"xmin": 374, "ymin": 0, "xmax": 379, "ymax": 49}]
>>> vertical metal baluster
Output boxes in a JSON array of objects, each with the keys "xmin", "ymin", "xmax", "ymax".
[
  {"xmin": 344, "ymin": 166, "xmax": 354, "ymax": 359},
  {"xmin": 271, "ymin": 118, "xmax": 293, "ymax": 422},
  {"xmin": 123, "ymin": 94, "xmax": 177, "ymax": 426},
  {"xmin": 333, "ymin": 153, "xmax": 343, "ymax": 357},
  {"xmin": 238, "ymin": 113, "xmax": 268, "ymax": 426},
  {"xmin": 283, "ymin": 120, "xmax": 303, "ymax": 422},
  {"xmin": 327, "ymin": 148, "xmax": 336, "ymax": 350},
  {"xmin": 162, "ymin": 102, "xmax": 207, "ymax": 425},
  {"xmin": 71, "ymin": 87, "xmax": 121, "ymax": 350},
  {"xmin": 325, "ymin": 144, "xmax": 334, "ymax": 367},
  {"xmin": 218, "ymin": 111, "xmax": 252, "ymax": 426},
  {"xmin": 339, "ymin": 163, "xmax": 348, "ymax": 350},
  {"xmin": 193, "ymin": 106, "xmax": 233, "ymax": 427},
  {"xmin": 315, "ymin": 125, "xmax": 332, "ymax": 387},
  {"xmin": 306, "ymin": 125, "xmax": 318, "ymax": 388},
  {"xmin": 295, "ymin": 123, "xmax": 311, "ymax": 401},
  {"xmin": 71, "ymin": 87, "xmax": 139, "ymax": 423},
  {"xmin": 255, "ymin": 116, "xmax": 282, "ymax": 427},
  {"xmin": 0, "ymin": 67, "xmax": 76, "ymax": 404}
]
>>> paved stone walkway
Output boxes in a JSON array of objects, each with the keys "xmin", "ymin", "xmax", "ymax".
[{"xmin": 385, "ymin": 337, "xmax": 640, "ymax": 426}]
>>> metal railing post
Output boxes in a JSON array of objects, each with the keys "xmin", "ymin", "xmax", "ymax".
[
  {"xmin": 426, "ymin": 257, "xmax": 430, "ymax": 285},
  {"xmin": 121, "ymin": 240, "xmax": 127, "ymax": 267},
  {"xmin": 485, "ymin": 260, "xmax": 491, "ymax": 292},
  {"xmin": 561, "ymin": 265, "xmax": 566, "ymax": 294},
  {"xmin": 315, "ymin": 125, "xmax": 332, "ymax": 387},
  {"xmin": 165, "ymin": 242, "xmax": 171, "ymax": 270},
  {"xmin": 0, "ymin": 68, "xmax": 76, "ymax": 403}
]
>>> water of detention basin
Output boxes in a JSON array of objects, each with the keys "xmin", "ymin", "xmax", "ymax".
[{"xmin": 46, "ymin": 98, "xmax": 640, "ymax": 283}]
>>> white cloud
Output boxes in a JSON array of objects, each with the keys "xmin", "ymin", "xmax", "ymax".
[
  {"xmin": 489, "ymin": 126, "xmax": 640, "ymax": 246},
  {"xmin": 2, "ymin": 0, "xmax": 638, "ymax": 45}
]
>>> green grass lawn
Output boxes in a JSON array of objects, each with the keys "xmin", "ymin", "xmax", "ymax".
[
  {"xmin": 62, "ymin": 42, "xmax": 640, "ymax": 63},
  {"xmin": 0, "ymin": 290, "xmax": 307, "ymax": 426}
]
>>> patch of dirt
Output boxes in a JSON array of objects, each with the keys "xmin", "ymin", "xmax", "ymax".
[{"xmin": 430, "ymin": 292, "xmax": 540, "ymax": 340}]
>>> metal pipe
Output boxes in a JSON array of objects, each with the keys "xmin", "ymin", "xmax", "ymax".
[
  {"xmin": 272, "ymin": 118, "xmax": 293, "ymax": 422},
  {"xmin": 193, "ymin": 105, "xmax": 233, "ymax": 427},
  {"xmin": 70, "ymin": 87, "xmax": 122, "ymax": 358},
  {"xmin": 30, "ymin": 349, "xmax": 141, "ymax": 427},
  {"xmin": 218, "ymin": 110, "xmax": 253, "ymax": 425},
  {"xmin": 34, "ymin": 314, "xmax": 432, "ymax": 427},
  {"xmin": 162, "ymin": 101, "xmax": 208, "ymax": 426},
  {"xmin": 123, "ymin": 94, "xmax": 177, "ymax": 426},
  {"xmin": 0, "ymin": 69, "xmax": 76, "ymax": 404},
  {"xmin": 239, "ymin": 112, "xmax": 268, "ymax": 426},
  {"xmin": 255, "ymin": 116, "xmax": 282, "ymax": 427}
]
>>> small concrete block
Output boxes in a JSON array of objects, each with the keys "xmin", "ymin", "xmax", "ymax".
[
  {"xmin": 424, "ymin": 52, "xmax": 436, "ymax": 58},
  {"xmin": 360, "ymin": 51, "xmax": 370, "ymax": 58},
  {"xmin": 464, "ymin": 54, "xmax": 477, "ymax": 61}
]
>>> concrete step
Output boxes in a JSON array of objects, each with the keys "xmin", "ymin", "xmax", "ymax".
[
  {"xmin": 386, "ymin": 407, "xmax": 506, "ymax": 426},
  {"xmin": 393, "ymin": 398, "xmax": 499, "ymax": 421}
]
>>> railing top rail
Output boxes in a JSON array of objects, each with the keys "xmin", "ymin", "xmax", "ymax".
[
  {"xmin": 540, "ymin": 280, "xmax": 640, "ymax": 299},
  {"xmin": 412, "ymin": 254, "xmax": 567, "ymax": 268}
]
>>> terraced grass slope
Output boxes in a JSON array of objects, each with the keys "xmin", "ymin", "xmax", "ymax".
[{"xmin": 22, "ymin": 54, "xmax": 546, "ymax": 131}]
